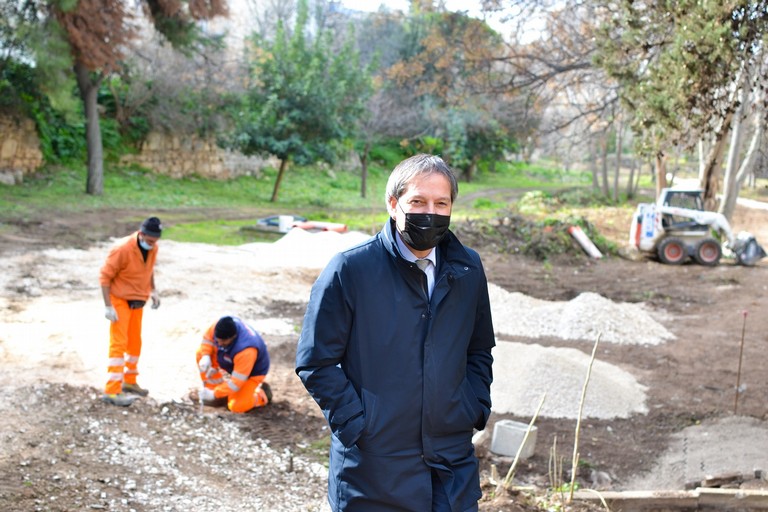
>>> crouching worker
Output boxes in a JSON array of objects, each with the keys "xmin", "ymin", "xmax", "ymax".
[{"xmin": 193, "ymin": 316, "xmax": 272, "ymax": 412}]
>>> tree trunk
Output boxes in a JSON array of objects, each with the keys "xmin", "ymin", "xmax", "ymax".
[
  {"xmin": 108, "ymin": 80, "xmax": 127, "ymax": 128},
  {"xmin": 271, "ymin": 158, "xmax": 289, "ymax": 202},
  {"xmin": 359, "ymin": 142, "xmax": 370, "ymax": 199},
  {"xmin": 636, "ymin": 161, "xmax": 647, "ymax": 196},
  {"xmin": 626, "ymin": 157, "xmax": 636, "ymax": 199},
  {"xmin": 600, "ymin": 137, "xmax": 609, "ymax": 196},
  {"xmin": 613, "ymin": 120, "xmax": 623, "ymax": 203},
  {"xmin": 668, "ymin": 148, "xmax": 682, "ymax": 186},
  {"xmin": 721, "ymin": 90, "xmax": 764, "ymax": 220},
  {"xmin": 697, "ymin": 139, "xmax": 708, "ymax": 183},
  {"xmin": 654, "ymin": 150, "xmax": 667, "ymax": 199},
  {"xmin": 719, "ymin": 85, "xmax": 746, "ymax": 219},
  {"xmin": 700, "ymin": 111, "xmax": 733, "ymax": 210},
  {"xmin": 75, "ymin": 62, "xmax": 104, "ymax": 196},
  {"xmin": 466, "ymin": 154, "xmax": 480, "ymax": 183},
  {"xmin": 522, "ymin": 136, "xmax": 534, "ymax": 164},
  {"xmin": 588, "ymin": 138, "xmax": 599, "ymax": 191}
]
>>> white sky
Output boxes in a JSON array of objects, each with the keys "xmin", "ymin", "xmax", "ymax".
[
  {"xmin": 219, "ymin": 0, "xmax": 540, "ymax": 44},
  {"xmin": 341, "ymin": 0, "xmax": 479, "ymax": 12},
  {"xmin": 338, "ymin": 0, "xmax": 537, "ymax": 42}
]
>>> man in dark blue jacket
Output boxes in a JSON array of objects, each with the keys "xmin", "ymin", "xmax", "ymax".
[{"xmin": 296, "ymin": 154, "xmax": 495, "ymax": 511}]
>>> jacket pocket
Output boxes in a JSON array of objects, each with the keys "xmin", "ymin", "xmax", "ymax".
[
  {"xmin": 461, "ymin": 379, "xmax": 483, "ymax": 429},
  {"xmin": 356, "ymin": 388, "xmax": 378, "ymax": 450},
  {"xmin": 433, "ymin": 380, "xmax": 481, "ymax": 435}
]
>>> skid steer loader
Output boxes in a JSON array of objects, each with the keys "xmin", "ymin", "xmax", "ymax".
[{"xmin": 629, "ymin": 188, "xmax": 766, "ymax": 266}]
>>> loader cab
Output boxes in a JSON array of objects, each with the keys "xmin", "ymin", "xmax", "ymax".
[
  {"xmin": 661, "ymin": 189, "xmax": 704, "ymax": 211},
  {"xmin": 660, "ymin": 188, "xmax": 708, "ymax": 231}
]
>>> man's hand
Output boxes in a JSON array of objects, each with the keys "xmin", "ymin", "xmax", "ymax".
[
  {"xmin": 105, "ymin": 306, "xmax": 118, "ymax": 322},
  {"xmin": 198, "ymin": 355, "xmax": 212, "ymax": 374},
  {"xmin": 150, "ymin": 290, "xmax": 160, "ymax": 309},
  {"xmin": 200, "ymin": 387, "xmax": 215, "ymax": 401}
]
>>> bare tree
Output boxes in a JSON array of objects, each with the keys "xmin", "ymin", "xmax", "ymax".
[
  {"xmin": 490, "ymin": 1, "xmax": 624, "ymax": 197},
  {"xmin": 243, "ymin": 0, "xmax": 297, "ymax": 39},
  {"xmin": 355, "ymin": 87, "xmax": 429, "ymax": 197},
  {"xmin": 720, "ymin": 63, "xmax": 767, "ymax": 219}
]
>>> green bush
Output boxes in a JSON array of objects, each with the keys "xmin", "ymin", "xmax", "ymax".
[
  {"xmin": 517, "ymin": 190, "xmax": 558, "ymax": 214},
  {"xmin": 524, "ymin": 164, "xmax": 591, "ymax": 184},
  {"xmin": 556, "ymin": 187, "xmax": 615, "ymax": 206},
  {"xmin": 0, "ymin": 62, "xmax": 87, "ymax": 164},
  {"xmin": 98, "ymin": 76, "xmax": 153, "ymax": 147},
  {"xmin": 473, "ymin": 197, "xmax": 505, "ymax": 210},
  {"xmin": 368, "ymin": 142, "xmax": 408, "ymax": 168}
]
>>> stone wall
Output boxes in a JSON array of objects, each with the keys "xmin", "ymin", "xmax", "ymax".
[
  {"xmin": 120, "ymin": 132, "xmax": 276, "ymax": 179},
  {"xmin": 0, "ymin": 113, "xmax": 277, "ymax": 185},
  {"xmin": 0, "ymin": 116, "xmax": 44, "ymax": 185}
]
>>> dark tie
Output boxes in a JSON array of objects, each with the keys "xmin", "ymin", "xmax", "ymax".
[{"xmin": 415, "ymin": 259, "xmax": 430, "ymax": 296}]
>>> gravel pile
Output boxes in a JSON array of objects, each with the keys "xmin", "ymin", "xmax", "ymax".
[
  {"xmin": 486, "ymin": 284, "xmax": 673, "ymax": 419},
  {"xmin": 488, "ymin": 284, "xmax": 675, "ymax": 345},
  {"xmin": 244, "ymin": 228, "xmax": 371, "ymax": 270},
  {"xmin": 490, "ymin": 341, "xmax": 648, "ymax": 419}
]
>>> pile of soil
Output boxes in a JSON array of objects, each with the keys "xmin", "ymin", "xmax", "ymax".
[{"xmin": 1, "ymin": 202, "xmax": 768, "ymax": 511}]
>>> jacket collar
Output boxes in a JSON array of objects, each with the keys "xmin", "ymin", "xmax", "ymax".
[{"xmin": 382, "ymin": 218, "xmax": 475, "ymax": 270}]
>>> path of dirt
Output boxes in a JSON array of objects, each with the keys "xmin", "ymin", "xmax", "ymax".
[{"xmin": 1, "ymin": 202, "xmax": 768, "ymax": 511}]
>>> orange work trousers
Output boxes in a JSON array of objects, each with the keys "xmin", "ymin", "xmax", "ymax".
[
  {"xmin": 105, "ymin": 296, "xmax": 144, "ymax": 395},
  {"xmin": 196, "ymin": 350, "xmax": 269, "ymax": 413}
]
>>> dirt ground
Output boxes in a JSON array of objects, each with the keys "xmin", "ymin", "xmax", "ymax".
[{"xmin": 1, "ymin": 200, "xmax": 768, "ymax": 511}]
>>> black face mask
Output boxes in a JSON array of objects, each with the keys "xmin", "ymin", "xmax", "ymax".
[{"xmin": 397, "ymin": 202, "xmax": 451, "ymax": 251}]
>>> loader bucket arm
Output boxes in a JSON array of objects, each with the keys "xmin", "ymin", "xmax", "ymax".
[{"xmin": 657, "ymin": 206, "xmax": 736, "ymax": 245}]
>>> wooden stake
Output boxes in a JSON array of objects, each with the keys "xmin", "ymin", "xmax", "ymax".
[
  {"xmin": 734, "ymin": 310, "xmax": 748, "ymax": 415},
  {"xmin": 570, "ymin": 332, "xmax": 602, "ymax": 503}
]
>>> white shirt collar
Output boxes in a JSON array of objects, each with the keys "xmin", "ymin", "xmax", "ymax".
[{"xmin": 395, "ymin": 230, "xmax": 437, "ymax": 267}]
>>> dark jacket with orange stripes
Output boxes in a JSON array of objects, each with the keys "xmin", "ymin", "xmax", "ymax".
[{"xmin": 296, "ymin": 218, "xmax": 495, "ymax": 512}]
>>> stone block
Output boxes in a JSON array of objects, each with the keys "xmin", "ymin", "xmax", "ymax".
[
  {"xmin": 490, "ymin": 419, "xmax": 537, "ymax": 459},
  {"xmin": 1, "ymin": 138, "xmax": 18, "ymax": 159}
]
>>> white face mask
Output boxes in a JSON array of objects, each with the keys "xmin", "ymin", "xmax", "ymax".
[{"xmin": 139, "ymin": 239, "xmax": 154, "ymax": 251}]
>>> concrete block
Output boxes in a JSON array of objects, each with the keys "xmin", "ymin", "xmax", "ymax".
[{"xmin": 490, "ymin": 419, "xmax": 537, "ymax": 459}]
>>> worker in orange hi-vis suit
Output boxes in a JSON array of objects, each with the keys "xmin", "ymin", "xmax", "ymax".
[
  {"xmin": 194, "ymin": 316, "xmax": 272, "ymax": 413},
  {"xmin": 98, "ymin": 216, "xmax": 162, "ymax": 407}
]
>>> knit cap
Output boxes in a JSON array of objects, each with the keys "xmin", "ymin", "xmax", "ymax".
[
  {"xmin": 214, "ymin": 316, "xmax": 237, "ymax": 340},
  {"xmin": 140, "ymin": 217, "xmax": 163, "ymax": 237}
]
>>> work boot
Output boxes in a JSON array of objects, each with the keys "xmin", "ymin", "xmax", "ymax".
[
  {"xmin": 101, "ymin": 393, "xmax": 138, "ymax": 407},
  {"xmin": 122, "ymin": 383, "xmax": 149, "ymax": 396},
  {"xmin": 261, "ymin": 382, "xmax": 273, "ymax": 403},
  {"xmin": 203, "ymin": 396, "xmax": 228, "ymax": 407}
]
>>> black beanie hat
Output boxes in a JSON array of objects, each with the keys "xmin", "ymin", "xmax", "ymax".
[
  {"xmin": 214, "ymin": 316, "xmax": 237, "ymax": 340},
  {"xmin": 140, "ymin": 217, "xmax": 163, "ymax": 237}
]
